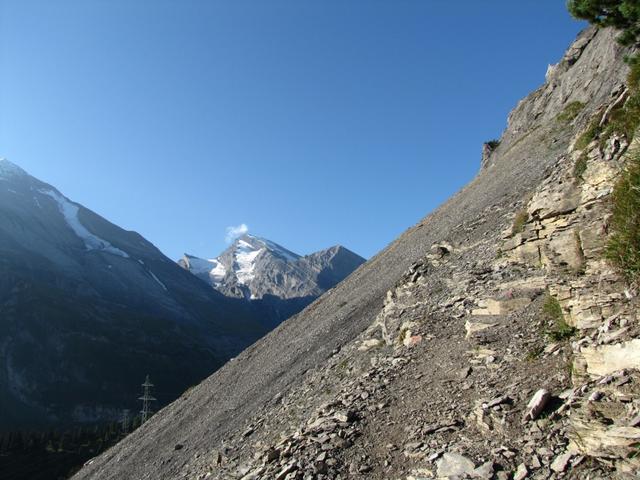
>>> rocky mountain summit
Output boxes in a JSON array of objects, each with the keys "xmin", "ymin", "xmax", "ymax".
[
  {"xmin": 0, "ymin": 161, "xmax": 266, "ymax": 428},
  {"xmin": 179, "ymin": 235, "xmax": 364, "ymax": 301},
  {"xmin": 179, "ymin": 235, "xmax": 365, "ymax": 326},
  {"xmin": 74, "ymin": 26, "xmax": 640, "ymax": 480}
]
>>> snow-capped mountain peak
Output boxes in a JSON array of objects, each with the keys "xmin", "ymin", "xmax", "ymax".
[{"xmin": 178, "ymin": 234, "xmax": 365, "ymax": 307}]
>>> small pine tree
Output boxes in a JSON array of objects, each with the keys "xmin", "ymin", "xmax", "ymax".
[{"xmin": 568, "ymin": 0, "xmax": 640, "ymax": 45}]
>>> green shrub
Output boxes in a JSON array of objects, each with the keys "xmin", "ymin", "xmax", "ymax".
[
  {"xmin": 512, "ymin": 209, "xmax": 529, "ymax": 235},
  {"xmin": 574, "ymin": 117, "xmax": 601, "ymax": 151},
  {"xmin": 486, "ymin": 139, "xmax": 500, "ymax": 149},
  {"xmin": 628, "ymin": 55, "xmax": 640, "ymax": 90},
  {"xmin": 542, "ymin": 294, "xmax": 576, "ymax": 341},
  {"xmin": 543, "ymin": 294, "xmax": 563, "ymax": 321},
  {"xmin": 603, "ymin": 93, "xmax": 640, "ymax": 144},
  {"xmin": 557, "ymin": 101, "xmax": 585, "ymax": 124},
  {"xmin": 526, "ymin": 345, "xmax": 544, "ymax": 362},
  {"xmin": 606, "ymin": 149, "xmax": 640, "ymax": 283},
  {"xmin": 573, "ymin": 152, "xmax": 588, "ymax": 180},
  {"xmin": 574, "ymin": 230, "xmax": 587, "ymax": 275}
]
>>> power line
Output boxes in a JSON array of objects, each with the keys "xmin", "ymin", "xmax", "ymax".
[
  {"xmin": 138, "ymin": 375, "xmax": 156, "ymax": 424},
  {"xmin": 120, "ymin": 409, "xmax": 130, "ymax": 435}
]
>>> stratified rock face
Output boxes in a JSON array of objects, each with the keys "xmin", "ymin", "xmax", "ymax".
[
  {"xmin": 0, "ymin": 160, "xmax": 266, "ymax": 429},
  {"xmin": 180, "ymin": 235, "xmax": 364, "ymax": 301},
  {"xmin": 73, "ymin": 27, "xmax": 639, "ymax": 480}
]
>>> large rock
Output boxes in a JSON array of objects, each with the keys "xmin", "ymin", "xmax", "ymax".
[
  {"xmin": 570, "ymin": 416, "xmax": 640, "ymax": 468},
  {"xmin": 436, "ymin": 453, "xmax": 476, "ymax": 479},
  {"xmin": 576, "ymin": 339, "xmax": 640, "ymax": 378},
  {"xmin": 471, "ymin": 297, "xmax": 531, "ymax": 316}
]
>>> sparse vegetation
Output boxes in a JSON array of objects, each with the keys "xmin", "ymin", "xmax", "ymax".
[
  {"xmin": 573, "ymin": 152, "xmax": 589, "ymax": 180},
  {"xmin": 574, "ymin": 229, "xmax": 587, "ymax": 275},
  {"xmin": 600, "ymin": 92, "xmax": 640, "ymax": 146},
  {"xmin": 543, "ymin": 293, "xmax": 563, "ymax": 321},
  {"xmin": 526, "ymin": 344, "xmax": 544, "ymax": 361},
  {"xmin": 572, "ymin": 61, "xmax": 640, "ymax": 159},
  {"xmin": 337, "ymin": 358, "xmax": 349, "ymax": 370},
  {"xmin": 566, "ymin": 355, "xmax": 577, "ymax": 380},
  {"xmin": 574, "ymin": 117, "xmax": 601, "ymax": 151},
  {"xmin": 606, "ymin": 149, "xmax": 640, "ymax": 283},
  {"xmin": 511, "ymin": 209, "xmax": 529, "ymax": 235},
  {"xmin": 542, "ymin": 294, "xmax": 576, "ymax": 341},
  {"xmin": 557, "ymin": 101, "xmax": 585, "ymax": 124},
  {"xmin": 627, "ymin": 54, "xmax": 640, "ymax": 89},
  {"xmin": 486, "ymin": 139, "xmax": 501, "ymax": 149},
  {"xmin": 397, "ymin": 327, "xmax": 409, "ymax": 345}
]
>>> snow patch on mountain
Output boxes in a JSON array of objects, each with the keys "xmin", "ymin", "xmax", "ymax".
[
  {"xmin": 210, "ymin": 260, "xmax": 227, "ymax": 283},
  {"xmin": 149, "ymin": 270, "xmax": 168, "ymax": 291},
  {"xmin": 260, "ymin": 237, "xmax": 299, "ymax": 262},
  {"xmin": 182, "ymin": 255, "xmax": 227, "ymax": 286},
  {"xmin": 235, "ymin": 240, "xmax": 263, "ymax": 285},
  {"xmin": 39, "ymin": 189, "xmax": 130, "ymax": 258}
]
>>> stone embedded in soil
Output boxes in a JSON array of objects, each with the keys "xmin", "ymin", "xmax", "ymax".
[
  {"xmin": 436, "ymin": 453, "xmax": 477, "ymax": 478},
  {"xmin": 523, "ymin": 389, "xmax": 551, "ymax": 421}
]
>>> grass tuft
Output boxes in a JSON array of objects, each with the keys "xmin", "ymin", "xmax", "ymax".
[
  {"xmin": 525, "ymin": 345, "xmax": 544, "ymax": 362},
  {"xmin": 606, "ymin": 149, "xmax": 640, "ymax": 284},
  {"xmin": 542, "ymin": 294, "xmax": 576, "ymax": 341},
  {"xmin": 573, "ymin": 152, "xmax": 589, "ymax": 181},
  {"xmin": 557, "ymin": 101, "xmax": 585, "ymax": 124},
  {"xmin": 574, "ymin": 117, "xmax": 601, "ymax": 151},
  {"xmin": 512, "ymin": 209, "xmax": 529, "ymax": 235}
]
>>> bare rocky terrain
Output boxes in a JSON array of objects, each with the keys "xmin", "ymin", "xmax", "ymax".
[{"xmin": 74, "ymin": 26, "xmax": 639, "ymax": 479}]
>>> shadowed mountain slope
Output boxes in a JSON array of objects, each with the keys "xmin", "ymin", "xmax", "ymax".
[{"xmin": 0, "ymin": 162, "xmax": 266, "ymax": 429}]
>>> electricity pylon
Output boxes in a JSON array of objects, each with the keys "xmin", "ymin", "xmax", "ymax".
[
  {"xmin": 121, "ymin": 409, "xmax": 130, "ymax": 435},
  {"xmin": 138, "ymin": 374, "xmax": 156, "ymax": 424}
]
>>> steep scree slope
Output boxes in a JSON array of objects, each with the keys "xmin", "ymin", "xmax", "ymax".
[{"xmin": 74, "ymin": 27, "xmax": 631, "ymax": 479}]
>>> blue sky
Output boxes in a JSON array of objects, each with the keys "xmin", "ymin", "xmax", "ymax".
[{"xmin": 0, "ymin": 1, "xmax": 585, "ymax": 260}]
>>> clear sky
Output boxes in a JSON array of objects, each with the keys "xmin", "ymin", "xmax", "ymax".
[{"xmin": 0, "ymin": 1, "xmax": 585, "ymax": 260}]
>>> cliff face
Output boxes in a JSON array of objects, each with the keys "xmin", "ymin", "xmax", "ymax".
[{"xmin": 74, "ymin": 27, "xmax": 637, "ymax": 480}]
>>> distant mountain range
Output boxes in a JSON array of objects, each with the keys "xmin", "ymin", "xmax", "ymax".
[
  {"xmin": 0, "ymin": 159, "xmax": 364, "ymax": 429},
  {"xmin": 179, "ymin": 235, "xmax": 365, "ymax": 326}
]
